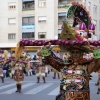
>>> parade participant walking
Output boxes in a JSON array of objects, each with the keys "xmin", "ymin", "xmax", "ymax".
[
  {"xmin": 35, "ymin": 57, "xmax": 46, "ymax": 83},
  {"xmin": 0, "ymin": 64, "xmax": 4, "ymax": 83},
  {"xmin": 97, "ymin": 71, "xmax": 100, "ymax": 94},
  {"xmin": 13, "ymin": 64, "xmax": 24, "ymax": 93},
  {"xmin": 52, "ymin": 51, "xmax": 60, "ymax": 79},
  {"xmin": 45, "ymin": 64, "xmax": 49, "ymax": 77}
]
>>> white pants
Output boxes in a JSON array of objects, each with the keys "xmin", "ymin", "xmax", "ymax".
[
  {"xmin": 45, "ymin": 67, "xmax": 48, "ymax": 73},
  {"xmin": 15, "ymin": 81, "xmax": 23, "ymax": 84},
  {"xmin": 0, "ymin": 74, "xmax": 3, "ymax": 77},
  {"xmin": 11, "ymin": 70, "xmax": 15, "ymax": 74},
  {"xmin": 36, "ymin": 73, "xmax": 45, "ymax": 77}
]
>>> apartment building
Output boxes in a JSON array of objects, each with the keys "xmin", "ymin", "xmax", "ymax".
[{"xmin": 0, "ymin": 0, "xmax": 100, "ymax": 51}]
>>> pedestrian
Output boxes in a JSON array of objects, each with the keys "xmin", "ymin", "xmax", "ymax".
[
  {"xmin": 0, "ymin": 64, "xmax": 4, "ymax": 83},
  {"xmin": 13, "ymin": 64, "xmax": 24, "ymax": 93}
]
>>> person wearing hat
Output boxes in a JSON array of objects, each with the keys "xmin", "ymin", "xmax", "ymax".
[
  {"xmin": 13, "ymin": 64, "xmax": 24, "ymax": 93},
  {"xmin": 97, "ymin": 70, "xmax": 100, "ymax": 94},
  {"xmin": 35, "ymin": 57, "xmax": 46, "ymax": 83},
  {"xmin": 0, "ymin": 64, "xmax": 4, "ymax": 83}
]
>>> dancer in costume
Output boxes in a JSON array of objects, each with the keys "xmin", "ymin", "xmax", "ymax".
[
  {"xmin": 15, "ymin": 2, "xmax": 100, "ymax": 100},
  {"xmin": 14, "ymin": 64, "xmax": 24, "ymax": 93},
  {"xmin": 35, "ymin": 57, "xmax": 46, "ymax": 83},
  {"xmin": 0, "ymin": 63, "xmax": 4, "ymax": 83},
  {"xmin": 96, "ymin": 70, "xmax": 100, "ymax": 94},
  {"xmin": 52, "ymin": 51, "xmax": 61, "ymax": 79}
]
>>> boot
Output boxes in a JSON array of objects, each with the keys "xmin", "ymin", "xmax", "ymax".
[
  {"xmin": 48, "ymin": 70, "xmax": 50, "ymax": 74},
  {"xmin": 90, "ymin": 75, "xmax": 92, "ymax": 77},
  {"xmin": 18, "ymin": 84, "xmax": 21, "ymax": 93},
  {"xmin": 1, "ymin": 77, "xmax": 4, "ymax": 83},
  {"xmin": 37, "ymin": 77, "xmax": 40, "ymax": 83},
  {"xmin": 95, "ymin": 81, "xmax": 99, "ymax": 86},
  {"xmin": 43, "ymin": 77, "xmax": 46, "ymax": 83},
  {"xmin": 97, "ymin": 88, "xmax": 100, "ymax": 94},
  {"xmin": 53, "ymin": 72, "xmax": 56, "ymax": 79},
  {"xmin": 45, "ymin": 73, "xmax": 47, "ymax": 77},
  {"xmin": 12, "ymin": 74, "xmax": 13, "ymax": 79},
  {"xmin": 58, "ymin": 73, "xmax": 60, "ymax": 79},
  {"xmin": 16, "ymin": 84, "xmax": 19, "ymax": 92}
]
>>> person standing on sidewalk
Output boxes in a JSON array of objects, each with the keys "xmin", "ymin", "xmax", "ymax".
[{"xmin": 13, "ymin": 64, "xmax": 24, "ymax": 93}]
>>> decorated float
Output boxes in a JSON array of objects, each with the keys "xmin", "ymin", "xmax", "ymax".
[{"xmin": 15, "ymin": 2, "xmax": 100, "ymax": 100}]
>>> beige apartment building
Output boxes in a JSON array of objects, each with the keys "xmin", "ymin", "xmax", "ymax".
[{"xmin": 0, "ymin": 0, "xmax": 100, "ymax": 51}]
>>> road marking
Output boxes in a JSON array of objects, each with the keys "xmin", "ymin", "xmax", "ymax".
[
  {"xmin": 0, "ymin": 83, "xmax": 35, "ymax": 94},
  {"xmin": 0, "ymin": 83, "xmax": 15, "ymax": 90},
  {"xmin": 24, "ymin": 83, "xmax": 53, "ymax": 94},
  {"xmin": 48, "ymin": 86, "xmax": 59, "ymax": 95}
]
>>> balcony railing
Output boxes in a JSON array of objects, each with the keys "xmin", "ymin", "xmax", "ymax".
[
  {"xmin": 22, "ymin": 7, "xmax": 35, "ymax": 11},
  {"xmin": 22, "ymin": 24, "xmax": 35, "ymax": 29},
  {"xmin": 58, "ymin": 4, "xmax": 71, "ymax": 8}
]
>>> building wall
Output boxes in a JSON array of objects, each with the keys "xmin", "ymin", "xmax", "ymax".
[
  {"xmin": 0, "ymin": 0, "xmax": 22, "ymax": 47},
  {"xmin": 0, "ymin": 0, "xmax": 100, "ymax": 49},
  {"xmin": 35, "ymin": 0, "xmax": 58, "ymax": 40}
]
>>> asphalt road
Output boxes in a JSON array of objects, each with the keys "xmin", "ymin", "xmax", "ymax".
[{"xmin": 0, "ymin": 72, "xmax": 100, "ymax": 100}]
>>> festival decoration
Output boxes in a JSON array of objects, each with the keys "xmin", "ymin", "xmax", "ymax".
[
  {"xmin": 19, "ymin": 39, "xmax": 100, "ymax": 46},
  {"xmin": 15, "ymin": 2, "xmax": 100, "ymax": 100}
]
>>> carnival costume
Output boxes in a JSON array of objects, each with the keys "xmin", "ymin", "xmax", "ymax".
[
  {"xmin": 35, "ymin": 58, "xmax": 46, "ymax": 83},
  {"xmin": 15, "ymin": 2, "xmax": 100, "ymax": 100},
  {"xmin": 0, "ymin": 65, "xmax": 4, "ymax": 83},
  {"xmin": 14, "ymin": 64, "xmax": 24, "ymax": 93},
  {"xmin": 97, "ymin": 70, "xmax": 100, "ymax": 94}
]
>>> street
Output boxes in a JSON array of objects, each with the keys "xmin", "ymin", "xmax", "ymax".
[{"xmin": 0, "ymin": 72, "xmax": 100, "ymax": 100}]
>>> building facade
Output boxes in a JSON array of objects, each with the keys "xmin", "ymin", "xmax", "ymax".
[{"xmin": 0, "ymin": 0, "xmax": 100, "ymax": 50}]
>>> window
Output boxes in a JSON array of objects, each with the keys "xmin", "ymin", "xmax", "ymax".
[
  {"xmin": 83, "ymin": 0, "xmax": 86, "ymax": 5},
  {"xmin": 88, "ymin": 2, "xmax": 91, "ymax": 10},
  {"xmin": 99, "ymin": 7, "xmax": 100, "ymax": 17},
  {"xmin": 93, "ymin": 5, "xmax": 97, "ymax": 12},
  {"xmin": 38, "ymin": 0, "xmax": 46, "ymax": 7},
  {"xmin": 8, "ymin": 18, "xmax": 16, "ymax": 24},
  {"xmin": 38, "ymin": 32, "xmax": 46, "ymax": 39},
  {"xmin": 22, "ymin": 17, "xmax": 35, "ymax": 25},
  {"xmin": 22, "ymin": 32, "xmax": 34, "ymax": 38},
  {"xmin": 99, "ymin": 19, "xmax": 100, "ymax": 31},
  {"xmin": 23, "ymin": 1, "xmax": 35, "ymax": 10},
  {"xmin": 8, "ymin": 33, "xmax": 16, "ymax": 40},
  {"xmin": 38, "ymin": 16, "xmax": 46, "ymax": 22},
  {"xmin": 8, "ymin": 2, "xmax": 16, "ymax": 9},
  {"xmin": 93, "ymin": 20, "xmax": 97, "ymax": 26}
]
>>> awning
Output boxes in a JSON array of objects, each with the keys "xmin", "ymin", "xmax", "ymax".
[
  {"xmin": 0, "ymin": 43, "xmax": 17, "ymax": 48},
  {"xmin": 23, "ymin": 0, "xmax": 34, "ymax": 2},
  {"xmin": 58, "ymin": 13, "xmax": 66, "ymax": 16},
  {"xmin": 22, "ymin": 14, "xmax": 35, "ymax": 17},
  {"xmin": 8, "ymin": 3, "xmax": 16, "ymax": 6},
  {"xmin": 22, "ymin": 25, "xmax": 35, "ymax": 29}
]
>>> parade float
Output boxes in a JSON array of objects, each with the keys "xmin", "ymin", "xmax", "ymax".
[{"xmin": 15, "ymin": 2, "xmax": 100, "ymax": 100}]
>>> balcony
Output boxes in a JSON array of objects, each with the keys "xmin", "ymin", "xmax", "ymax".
[
  {"xmin": 22, "ymin": 24, "xmax": 35, "ymax": 33},
  {"xmin": 22, "ymin": 1, "xmax": 35, "ymax": 11},
  {"xmin": 22, "ymin": 1, "xmax": 35, "ymax": 15},
  {"xmin": 23, "ymin": 0, "xmax": 34, "ymax": 2},
  {"xmin": 22, "ymin": 7, "xmax": 35, "ymax": 11},
  {"xmin": 58, "ymin": 23, "xmax": 62, "ymax": 29},
  {"xmin": 58, "ymin": 4, "xmax": 71, "ymax": 13}
]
